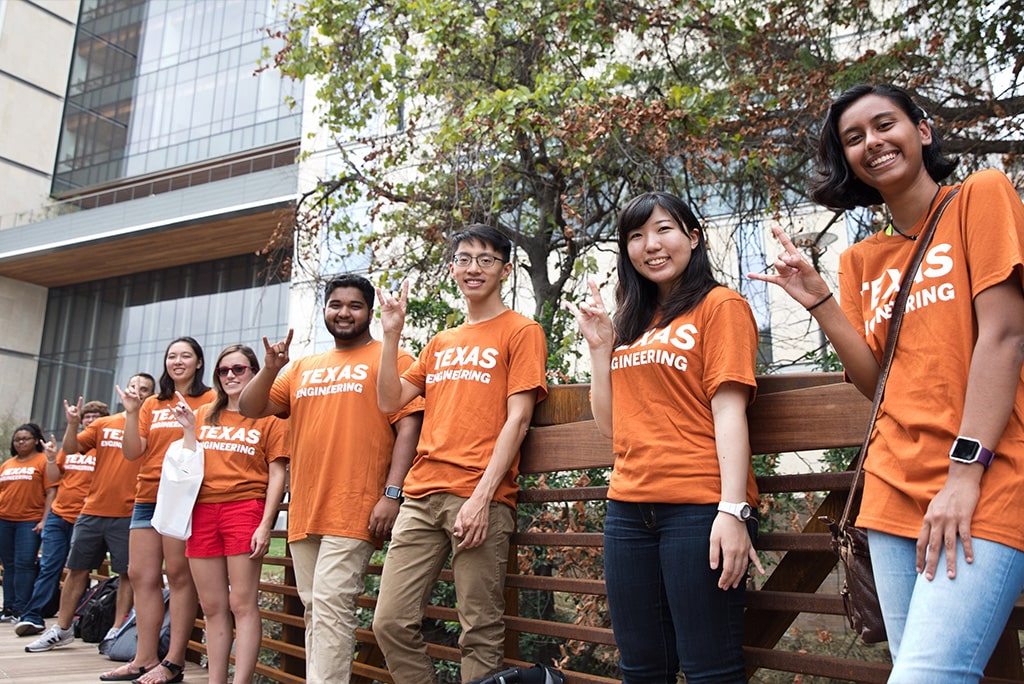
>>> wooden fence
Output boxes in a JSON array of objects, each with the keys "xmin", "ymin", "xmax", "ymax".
[{"xmin": 178, "ymin": 373, "xmax": 1024, "ymax": 683}]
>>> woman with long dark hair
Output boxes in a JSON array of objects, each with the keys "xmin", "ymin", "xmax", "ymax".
[
  {"xmin": 570, "ymin": 191, "xmax": 763, "ymax": 683},
  {"xmin": 102, "ymin": 337, "xmax": 214, "ymax": 683}
]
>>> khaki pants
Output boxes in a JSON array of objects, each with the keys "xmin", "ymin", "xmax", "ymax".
[
  {"xmin": 291, "ymin": 535, "xmax": 375, "ymax": 684},
  {"xmin": 373, "ymin": 492, "xmax": 515, "ymax": 683}
]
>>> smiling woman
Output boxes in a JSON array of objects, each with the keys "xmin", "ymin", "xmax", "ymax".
[
  {"xmin": 105, "ymin": 337, "xmax": 215, "ymax": 684},
  {"xmin": 172, "ymin": 344, "xmax": 288, "ymax": 684},
  {"xmin": 568, "ymin": 192, "xmax": 761, "ymax": 684},
  {"xmin": 750, "ymin": 83, "xmax": 1024, "ymax": 684}
]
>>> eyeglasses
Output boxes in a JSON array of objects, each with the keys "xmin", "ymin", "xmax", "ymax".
[
  {"xmin": 12, "ymin": 436, "xmax": 36, "ymax": 443},
  {"xmin": 452, "ymin": 253, "xmax": 505, "ymax": 269},
  {"xmin": 216, "ymin": 364, "xmax": 255, "ymax": 378}
]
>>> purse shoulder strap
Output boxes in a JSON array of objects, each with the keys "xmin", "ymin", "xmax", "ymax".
[{"xmin": 839, "ymin": 186, "xmax": 961, "ymax": 526}]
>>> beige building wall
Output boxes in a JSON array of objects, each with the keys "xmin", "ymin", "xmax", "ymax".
[{"xmin": 0, "ymin": 0, "xmax": 79, "ymax": 423}]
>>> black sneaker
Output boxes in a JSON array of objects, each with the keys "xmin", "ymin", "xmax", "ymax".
[{"xmin": 15, "ymin": 619, "xmax": 45, "ymax": 636}]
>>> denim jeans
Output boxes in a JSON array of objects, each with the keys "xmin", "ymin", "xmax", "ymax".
[
  {"xmin": 19, "ymin": 514, "xmax": 74, "ymax": 624},
  {"xmin": 604, "ymin": 501, "xmax": 755, "ymax": 684},
  {"xmin": 0, "ymin": 518, "xmax": 42, "ymax": 616},
  {"xmin": 868, "ymin": 530, "xmax": 1024, "ymax": 683}
]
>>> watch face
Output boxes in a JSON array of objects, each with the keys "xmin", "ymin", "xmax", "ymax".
[
  {"xmin": 740, "ymin": 503, "xmax": 752, "ymax": 520},
  {"xmin": 949, "ymin": 438, "xmax": 981, "ymax": 464},
  {"xmin": 384, "ymin": 486, "xmax": 402, "ymax": 499}
]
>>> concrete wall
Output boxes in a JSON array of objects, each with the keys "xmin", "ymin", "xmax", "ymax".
[
  {"xmin": 0, "ymin": 275, "xmax": 47, "ymax": 423},
  {"xmin": 0, "ymin": 0, "xmax": 80, "ymax": 420}
]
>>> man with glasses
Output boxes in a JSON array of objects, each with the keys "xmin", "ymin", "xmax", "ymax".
[
  {"xmin": 239, "ymin": 274, "xmax": 423, "ymax": 684},
  {"xmin": 24, "ymin": 373, "xmax": 156, "ymax": 652},
  {"xmin": 374, "ymin": 224, "xmax": 549, "ymax": 683}
]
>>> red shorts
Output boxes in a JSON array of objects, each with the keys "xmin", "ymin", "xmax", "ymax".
[{"xmin": 185, "ymin": 499, "xmax": 265, "ymax": 558}]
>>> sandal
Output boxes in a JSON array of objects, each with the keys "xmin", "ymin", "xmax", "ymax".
[
  {"xmin": 133, "ymin": 660, "xmax": 184, "ymax": 684},
  {"xmin": 99, "ymin": 662, "xmax": 153, "ymax": 682}
]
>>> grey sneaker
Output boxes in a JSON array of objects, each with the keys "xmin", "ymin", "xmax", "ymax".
[
  {"xmin": 15, "ymin": 619, "xmax": 45, "ymax": 636},
  {"xmin": 25, "ymin": 625, "xmax": 74, "ymax": 652}
]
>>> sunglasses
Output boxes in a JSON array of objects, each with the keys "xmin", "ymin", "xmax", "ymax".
[{"xmin": 216, "ymin": 364, "xmax": 255, "ymax": 378}]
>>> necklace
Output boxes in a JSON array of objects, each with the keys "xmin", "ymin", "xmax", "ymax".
[{"xmin": 884, "ymin": 185, "xmax": 942, "ymax": 241}]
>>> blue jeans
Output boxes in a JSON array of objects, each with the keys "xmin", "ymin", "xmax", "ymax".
[
  {"xmin": 604, "ymin": 501, "xmax": 755, "ymax": 684},
  {"xmin": 868, "ymin": 530, "xmax": 1024, "ymax": 683},
  {"xmin": 0, "ymin": 518, "xmax": 42, "ymax": 616},
  {"xmin": 19, "ymin": 514, "xmax": 74, "ymax": 624}
]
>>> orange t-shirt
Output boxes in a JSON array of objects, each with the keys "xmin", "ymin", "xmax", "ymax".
[
  {"xmin": 401, "ymin": 309, "xmax": 549, "ymax": 508},
  {"xmin": 193, "ymin": 405, "xmax": 288, "ymax": 503},
  {"xmin": 0, "ymin": 452, "xmax": 57, "ymax": 522},
  {"xmin": 839, "ymin": 169, "xmax": 1024, "ymax": 550},
  {"xmin": 75, "ymin": 413, "xmax": 143, "ymax": 518},
  {"xmin": 268, "ymin": 340, "xmax": 422, "ymax": 545},
  {"xmin": 607, "ymin": 287, "xmax": 759, "ymax": 505},
  {"xmin": 50, "ymin": 448, "xmax": 96, "ymax": 523},
  {"xmin": 135, "ymin": 390, "xmax": 216, "ymax": 503}
]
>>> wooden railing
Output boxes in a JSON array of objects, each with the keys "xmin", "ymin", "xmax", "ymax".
[{"xmin": 181, "ymin": 373, "xmax": 1024, "ymax": 683}]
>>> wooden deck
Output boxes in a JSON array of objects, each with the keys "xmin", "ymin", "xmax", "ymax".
[{"xmin": 0, "ymin": 625, "xmax": 209, "ymax": 684}]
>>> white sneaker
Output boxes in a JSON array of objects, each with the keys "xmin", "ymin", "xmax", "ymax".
[
  {"xmin": 102, "ymin": 626, "xmax": 120, "ymax": 641},
  {"xmin": 0, "ymin": 614, "xmax": 18, "ymax": 624},
  {"xmin": 24, "ymin": 625, "xmax": 74, "ymax": 652}
]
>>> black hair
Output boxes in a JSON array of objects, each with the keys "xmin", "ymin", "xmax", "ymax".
[
  {"xmin": 810, "ymin": 83, "xmax": 959, "ymax": 209},
  {"xmin": 10, "ymin": 423, "xmax": 45, "ymax": 457},
  {"xmin": 449, "ymin": 224, "xmax": 512, "ymax": 263},
  {"xmin": 157, "ymin": 336, "xmax": 211, "ymax": 400},
  {"xmin": 612, "ymin": 192, "xmax": 720, "ymax": 346},
  {"xmin": 207, "ymin": 344, "xmax": 260, "ymax": 426},
  {"xmin": 324, "ymin": 274, "xmax": 375, "ymax": 308}
]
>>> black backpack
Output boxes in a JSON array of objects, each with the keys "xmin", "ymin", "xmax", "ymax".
[{"xmin": 73, "ymin": 575, "xmax": 120, "ymax": 643}]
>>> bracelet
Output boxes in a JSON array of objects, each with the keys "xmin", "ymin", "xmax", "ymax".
[{"xmin": 806, "ymin": 292, "xmax": 833, "ymax": 312}]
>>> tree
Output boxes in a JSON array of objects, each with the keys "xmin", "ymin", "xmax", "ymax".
[{"xmin": 267, "ymin": 0, "xmax": 1024, "ymax": 371}]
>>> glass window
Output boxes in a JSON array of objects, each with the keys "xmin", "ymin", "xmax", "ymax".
[
  {"xmin": 31, "ymin": 251, "xmax": 290, "ymax": 433},
  {"xmin": 53, "ymin": 0, "xmax": 303, "ymax": 193}
]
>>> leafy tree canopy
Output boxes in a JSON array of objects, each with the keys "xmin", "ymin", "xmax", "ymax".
[{"xmin": 268, "ymin": 0, "xmax": 1024, "ymax": 371}]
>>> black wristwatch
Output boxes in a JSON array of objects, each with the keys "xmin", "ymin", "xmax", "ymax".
[
  {"xmin": 948, "ymin": 437, "xmax": 995, "ymax": 468},
  {"xmin": 383, "ymin": 485, "xmax": 404, "ymax": 500}
]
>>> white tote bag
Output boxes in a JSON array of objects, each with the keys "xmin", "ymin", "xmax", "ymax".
[{"xmin": 151, "ymin": 440, "xmax": 204, "ymax": 540}]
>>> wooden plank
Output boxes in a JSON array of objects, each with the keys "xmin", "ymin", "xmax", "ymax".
[
  {"xmin": 744, "ymin": 646, "xmax": 891, "ymax": 683},
  {"xmin": 757, "ymin": 372, "xmax": 845, "ymax": 394},
  {"xmin": 532, "ymin": 384, "xmax": 594, "ymax": 425},
  {"xmin": 748, "ymin": 381, "xmax": 873, "ymax": 453},
  {"xmin": 520, "ymin": 420, "xmax": 613, "ymax": 473}
]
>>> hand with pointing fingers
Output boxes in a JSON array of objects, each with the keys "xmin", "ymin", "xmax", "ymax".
[
  {"xmin": 262, "ymin": 328, "xmax": 293, "ymax": 373},
  {"xmin": 746, "ymin": 225, "xmax": 832, "ymax": 309},
  {"xmin": 376, "ymin": 280, "xmax": 409, "ymax": 337},
  {"xmin": 565, "ymin": 279, "xmax": 615, "ymax": 352}
]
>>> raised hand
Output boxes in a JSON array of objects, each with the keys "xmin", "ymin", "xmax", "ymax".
[
  {"xmin": 747, "ymin": 226, "xmax": 831, "ymax": 309},
  {"xmin": 262, "ymin": 328, "xmax": 293, "ymax": 373},
  {"xmin": 116, "ymin": 384, "xmax": 142, "ymax": 414},
  {"xmin": 376, "ymin": 280, "xmax": 409, "ymax": 337},
  {"xmin": 170, "ymin": 391, "xmax": 196, "ymax": 431},
  {"xmin": 64, "ymin": 397, "xmax": 84, "ymax": 425},
  {"xmin": 43, "ymin": 434, "xmax": 59, "ymax": 462},
  {"xmin": 566, "ymin": 279, "xmax": 615, "ymax": 351}
]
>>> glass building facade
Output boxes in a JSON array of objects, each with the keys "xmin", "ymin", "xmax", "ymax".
[
  {"xmin": 31, "ymin": 253, "xmax": 290, "ymax": 433},
  {"xmin": 53, "ymin": 0, "xmax": 302, "ymax": 193}
]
